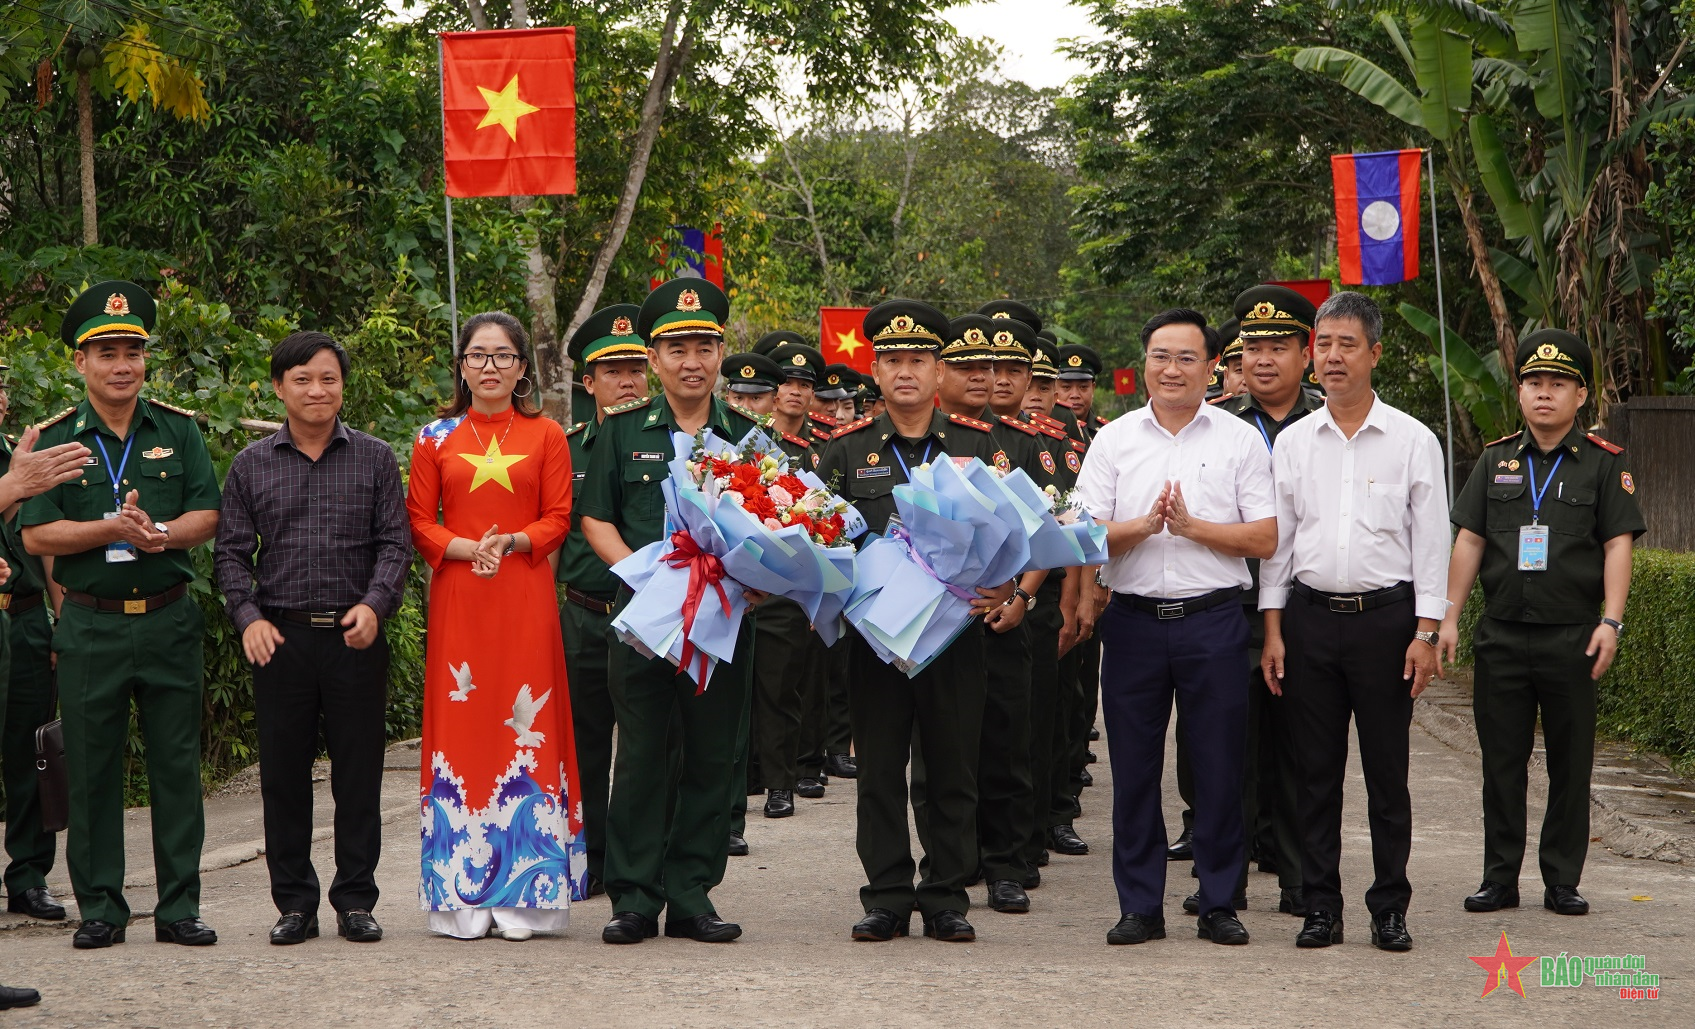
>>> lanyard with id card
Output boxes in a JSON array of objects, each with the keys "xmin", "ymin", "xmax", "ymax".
[
  {"xmin": 1517, "ymin": 452, "xmax": 1562, "ymax": 572},
  {"xmin": 94, "ymin": 433, "xmax": 138, "ymax": 563}
]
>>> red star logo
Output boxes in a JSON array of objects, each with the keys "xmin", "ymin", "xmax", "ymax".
[{"xmin": 1469, "ymin": 931, "xmax": 1537, "ymax": 998}]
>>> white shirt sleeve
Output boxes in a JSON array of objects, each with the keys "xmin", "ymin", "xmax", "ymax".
[
  {"xmin": 1258, "ymin": 436, "xmax": 1297, "ymax": 611},
  {"xmin": 1235, "ymin": 430, "xmax": 1276, "ymax": 524},
  {"xmin": 1409, "ymin": 427, "xmax": 1453, "ymax": 621},
  {"xmin": 1075, "ymin": 429, "xmax": 1116, "ymax": 524}
]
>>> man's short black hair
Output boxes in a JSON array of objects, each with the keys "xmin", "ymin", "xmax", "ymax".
[
  {"xmin": 1140, "ymin": 308, "xmax": 1222, "ymax": 360},
  {"xmin": 271, "ymin": 331, "xmax": 350, "ymax": 381}
]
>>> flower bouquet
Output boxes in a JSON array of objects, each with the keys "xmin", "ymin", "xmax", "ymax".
[
  {"xmin": 610, "ymin": 427, "xmax": 861, "ymax": 690},
  {"xmin": 1024, "ymin": 483, "xmax": 1110, "ymax": 570}
]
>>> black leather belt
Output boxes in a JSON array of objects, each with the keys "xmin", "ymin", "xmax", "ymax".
[
  {"xmin": 1292, "ymin": 580, "xmax": 1412, "ymax": 614},
  {"xmin": 266, "ymin": 607, "xmax": 348, "ymax": 629},
  {"xmin": 66, "ymin": 582, "xmax": 188, "ymax": 615},
  {"xmin": 0, "ymin": 590, "xmax": 43, "ymax": 614},
  {"xmin": 565, "ymin": 587, "xmax": 616, "ymax": 615},
  {"xmin": 1113, "ymin": 586, "xmax": 1242, "ymax": 620}
]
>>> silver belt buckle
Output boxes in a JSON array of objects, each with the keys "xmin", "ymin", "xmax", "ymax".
[
  {"xmin": 309, "ymin": 611, "xmax": 338, "ymax": 628},
  {"xmin": 1155, "ymin": 601, "xmax": 1185, "ymax": 620},
  {"xmin": 1327, "ymin": 595, "xmax": 1363, "ymax": 614}
]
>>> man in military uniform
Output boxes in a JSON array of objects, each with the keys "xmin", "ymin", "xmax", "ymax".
[
  {"xmin": 818, "ymin": 300, "xmax": 1015, "ymax": 943},
  {"xmin": 1054, "ymin": 341, "xmax": 1108, "ymax": 809},
  {"xmin": 815, "ymin": 364, "xmax": 860, "ymax": 426},
  {"xmin": 720, "ymin": 353, "xmax": 781, "ymax": 418},
  {"xmin": 1057, "ymin": 343, "xmax": 1108, "ymax": 441},
  {"xmin": 21, "ymin": 281, "xmax": 221, "ymax": 949},
  {"xmin": 1441, "ymin": 329, "xmax": 1644, "ymax": 917},
  {"xmin": 578, "ymin": 278, "xmax": 760, "ymax": 944},
  {"xmin": 862, "ymin": 379, "xmax": 885, "ymax": 420},
  {"xmin": 797, "ymin": 359, "xmax": 858, "ymax": 783},
  {"xmin": 558, "ymin": 303, "xmax": 650, "ymax": 896}
]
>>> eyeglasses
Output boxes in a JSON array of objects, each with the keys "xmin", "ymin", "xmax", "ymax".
[
  {"xmin": 1146, "ymin": 351, "xmax": 1203, "ymax": 368},
  {"xmin": 462, "ymin": 352, "xmax": 521, "ymax": 369}
]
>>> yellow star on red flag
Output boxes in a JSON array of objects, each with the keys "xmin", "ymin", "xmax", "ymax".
[
  {"xmin": 833, "ymin": 330, "xmax": 863, "ymax": 359},
  {"xmin": 476, "ymin": 75, "xmax": 540, "ymax": 141},
  {"xmin": 459, "ymin": 436, "xmax": 528, "ymax": 492}
]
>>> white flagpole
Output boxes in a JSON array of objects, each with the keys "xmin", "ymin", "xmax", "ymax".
[
  {"xmin": 439, "ymin": 38, "xmax": 459, "ymax": 343},
  {"xmin": 1426, "ymin": 147, "xmax": 1454, "ymax": 499}
]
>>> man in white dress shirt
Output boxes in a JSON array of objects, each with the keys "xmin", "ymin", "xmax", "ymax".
[
  {"xmin": 1259, "ymin": 291, "xmax": 1448, "ymax": 953},
  {"xmin": 1075, "ymin": 309, "xmax": 1276, "ymax": 947}
]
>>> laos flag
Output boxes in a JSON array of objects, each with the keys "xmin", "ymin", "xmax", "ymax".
[{"xmin": 1331, "ymin": 149, "xmax": 1422, "ymax": 285}]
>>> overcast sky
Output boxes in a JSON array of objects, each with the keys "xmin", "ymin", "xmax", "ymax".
[{"xmin": 947, "ymin": 0, "xmax": 1099, "ymax": 91}]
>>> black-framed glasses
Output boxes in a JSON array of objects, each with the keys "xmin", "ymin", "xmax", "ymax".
[{"xmin": 462, "ymin": 352, "xmax": 521, "ymax": 369}]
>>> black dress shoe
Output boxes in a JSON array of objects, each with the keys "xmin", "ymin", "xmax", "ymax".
[
  {"xmin": 1465, "ymin": 880, "xmax": 1520, "ymax": 912},
  {"xmin": 585, "ymin": 875, "xmax": 608, "ymax": 898},
  {"xmin": 155, "ymin": 916, "xmax": 218, "ymax": 946},
  {"xmin": 922, "ymin": 910, "xmax": 975, "ymax": 942},
  {"xmin": 795, "ymin": 777, "xmax": 825, "ymax": 799},
  {"xmin": 0, "ymin": 985, "xmax": 42, "ymax": 1010},
  {"xmin": 1035, "ymin": 849, "xmax": 1049, "ymax": 868},
  {"xmin": 1545, "ymin": 885, "xmax": 1589, "ymax": 915},
  {"xmin": 1183, "ymin": 890, "xmax": 1245, "ymax": 914},
  {"xmin": 851, "ymin": 908, "xmax": 910, "ymax": 941},
  {"xmin": 7, "ymin": 886, "xmax": 65, "ymax": 921},
  {"xmin": 602, "ymin": 911, "xmax": 658, "ymax": 944},
  {"xmin": 763, "ymin": 789, "xmax": 795, "ymax": 818},
  {"xmin": 1371, "ymin": 910, "xmax": 1413, "ymax": 951},
  {"xmin": 337, "ymin": 909, "xmax": 383, "ymax": 942},
  {"xmin": 987, "ymin": 880, "xmax": 1030, "ymax": 913},
  {"xmin": 1085, "ymin": 749, "xmax": 1098, "ymax": 764},
  {"xmin": 72, "ymin": 919, "xmax": 125, "ymax": 949},
  {"xmin": 1089, "ymin": 727, "xmax": 1100, "ymax": 741},
  {"xmin": 1077, "ymin": 768, "xmax": 1094, "ymax": 788},
  {"xmin": 1106, "ymin": 913, "xmax": 1165, "ymax": 945},
  {"xmin": 1296, "ymin": 910, "xmax": 1343, "ymax": 948},
  {"xmin": 823, "ymin": 752, "xmax": 858, "ymax": 778},
  {"xmin": 1279, "ymin": 887, "xmax": 1308, "ymax": 917},
  {"xmin": 1166, "ymin": 827, "xmax": 1194, "ymax": 862},
  {"xmin": 1198, "ymin": 909, "xmax": 1250, "ymax": 945},
  {"xmin": 1022, "ymin": 866, "xmax": 1041, "ymax": 890},
  {"xmin": 270, "ymin": 911, "xmax": 318, "ymax": 945},
  {"xmin": 665, "ymin": 912, "xmax": 742, "ymax": 942},
  {"xmin": 1049, "ymin": 825, "xmax": 1089, "ymax": 855},
  {"xmin": 727, "ymin": 830, "xmax": 749, "ymax": 857}
]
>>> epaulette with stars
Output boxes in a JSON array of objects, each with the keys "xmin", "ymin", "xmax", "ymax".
[
  {"xmin": 603, "ymin": 397, "xmax": 653, "ymax": 417},
  {"xmin": 947, "ymin": 413, "xmax": 994, "ymax": 433},
  {"xmin": 1208, "ymin": 391, "xmax": 1240, "ymax": 406},
  {"xmin": 830, "ymin": 416, "xmax": 875, "ymax": 439},
  {"xmin": 998, "ymin": 415, "xmax": 1039, "ymax": 436},
  {"xmin": 1070, "ymin": 439, "xmax": 1087, "ymax": 453},
  {"xmin": 1028, "ymin": 419, "xmax": 1069, "ymax": 442},
  {"xmin": 565, "ymin": 421, "xmax": 588, "ymax": 438},
  {"xmin": 781, "ymin": 431, "xmax": 812, "ymax": 449},
  {"xmin": 810, "ymin": 412, "xmax": 839, "ymax": 428},
  {"xmin": 809, "ymin": 426, "xmax": 833, "ymax": 443},
  {"xmin": 147, "ymin": 397, "xmax": 199, "ymax": 419},
  {"xmin": 1030, "ymin": 411, "xmax": 1064, "ymax": 428},
  {"xmin": 1585, "ymin": 431, "xmax": 1624, "ymax": 454},
  {"xmin": 728, "ymin": 402, "xmax": 761, "ymax": 423},
  {"xmin": 32, "ymin": 406, "xmax": 78, "ymax": 432}
]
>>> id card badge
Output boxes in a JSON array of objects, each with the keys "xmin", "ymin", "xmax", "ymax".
[
  {"xmin": 103, "ymin": 510, "xmax": 137, "ymax": 563},
  {"xmin": 1517, "ymin": 524, "xmax": 1549, "ymax": 572}
]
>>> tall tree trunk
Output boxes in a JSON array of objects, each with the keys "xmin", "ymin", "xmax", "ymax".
[
  {"xmin": 1449, "ymin": 174, "xmax": 1516, "ymax": 373},
  {"xmin": 77, "ymin": 67, "xmax": 96, "ymax": 247}
]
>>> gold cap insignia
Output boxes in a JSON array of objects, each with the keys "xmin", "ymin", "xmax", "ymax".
[
  {"xmin": 890, "ymin": 314, "xmax": 914, "ymax": 334},
  {"xmin": 104, "ymin": 293, "xmax": 130, "ymax": 316},
  {"xmin": 1032, "ymin": 348, "xmax": 1048, "ymax": 363},
  {"xmin": 739, "ymin": 365, "xmax": 755, "ymax": 378},
  {"xmin": 1067, "ymin": 355, "xmax": 1083, "ymax": 367},
  {"xmin": 991, "ymin": 311, "xmax": 1010, "ymax": 319},
  {"xmin": 1251, "ymin": 301, "xmax": 1276, "ymax": 320},
  {"xmin": 611, "ymin": 316, "xmax": 634, "ymax": 336},
  {"xmin": 827, "ymin": 374, "xmax": 840, "ymax": 385},
  {"xmin": 992, "ymin": 330, "xmax": 1014, "ymax": 347},
  {"xmin": 791, "ymin": 354, "xmax": 807, "ymax": 366},
  {"xmin": 1536, "ymin": 342, "xmax": 1560, "ymax": 360},
  {"xmin": 866, "ymin": 452, "xmax": 880, "ymax": 465},
  {"xmin": 965, "ymin": 327, "xmax": 988, "ymax": 346},
  {"xmin": 676, "ymin": 289, "xmax": 702, "ymax": 312}
]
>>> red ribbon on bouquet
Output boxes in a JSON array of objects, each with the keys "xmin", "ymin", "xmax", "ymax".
[{"xmin": 662, "ymin": 529, "xmax": 732, "ymax": 692}]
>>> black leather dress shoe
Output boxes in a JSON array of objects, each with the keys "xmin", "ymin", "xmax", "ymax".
[
  {"xmin": 987, "ymin": 880, "xmax": 1030, "ymax": 913},
  {"xmin": 1166, "ymin": 827, "xmax": 1194, "ymax": 861},
  {"xmin": 1077, "ymin": 768, "xmax": 1094, "ymax": 788},
  {"xmin": 1106, "ymin": 913, "xmax": 1165, "ymax": 945},
  {"xmin": 823, "ymin": 752, "xmax": 858, "ymax": 778},
  {"xmin": 1183, "ymin": 890, "xmax": 1246, "ymax": 915},
  {"xmin": 727, "ymin": 830, "xmax": 749, "ymax": 857},
  {"xmin": 337, "ymin": 909, "xmax": 383, "ymax": 942},
  {"xmin": 270, "ymin": 911, "xmax": 318, "ymax": 945},
  {"xmin": 72, "ymin": 919, "xmax": 125, "ymax": 949},
  {"xmin": 1197, "ymin": 909, "xmax": 1250, "ymax": 945},
  {"xmin": 1371, "ymin": 910, "xmax": 1413, "ymax": 951},
  {"xmin": 1279, "ymin": 887, "xmax": 1308, "ymax": 917},
  {"xmin": 1465, "ymin": 880, "xmax": 1520, "ymax": 912},
  {"xmin": 795, "ymin": 777, "xmax": 825, "ymax": 799},
  {"xmin": 1089, "ymin": 726, "xmax": 1100, "ymax": 741},
  {"xmin": 7, "ymin": 886, "xmax": 65, "ymax": 921},
  {"xmin": 1035, "ymin": 849, "xmax": 1049, "ymax": 867},
  {"xmin": 1049, "ymin": 825, "xmax": 1089, "ymax": 855},
  {"xmin": 602, "ymin": 911, "xmax": 658, "ymax": 944},
  {"xmin": 0, "ymin": 985, "xmax": 42, "ymax": 1010},
  {"xmin": 1545, "ymin": 885, "xmax": 1589, "ymax": 915},
  {"xmin": 1296, "ymin": 910, "xmax": 1343, "ymax": 948},
  {"xmin": 763, "ymin": 789, "xmax": 795, "ymax": 818},
  {"xmin": 922, "ymin": 910, "xmax": 975, "ymax": 942},
  {"xmin": 851, "ymin": 908, "xmax": 910, "ymax": 941},
  {"xmin": 1085, "ymin": 749, "xmax": 1098, "ymax": 764},
  {"xmin": 665, "ymin": 912, "xmax": 742, "ymax": 942},
  {"xmin": 1022, "ymin": 867, "xmax": 1041, "ymax": 890},
  {"xmin": 156, "ymin": 916, "xmax": 218, "ymax": 946}
]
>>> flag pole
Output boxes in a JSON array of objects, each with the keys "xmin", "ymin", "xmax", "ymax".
[
  {"xmin": 1426, "ymin": 147, "xmax": 1455, "ymax": 499},
  {"xmin": 439, "ymin": 37, "xmax": 459, "ymax": 344}
]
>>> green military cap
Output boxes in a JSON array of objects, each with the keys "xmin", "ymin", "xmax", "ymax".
[
  {"xmin": 941, "ymin": 314, "xmax": 1002, "ymax": 363},
  {"xmin": 722, "ymin": 352, "xmax": 782, "ymax": 394},
  {"xmin": 1516, "ymin": 328, "xmax": 1591, "ymax": 387},
  {"xmin": 864, "ymin": 299, "xmax": 947, "ymax": 353},
  {"xmin": 768, "ymin": 342, "xmax": 823, "ymax": 382},
  {"xmin": 639, "ymin": 277, "xmax": 729, "ymax": 343},
  {"xmin": 1235, "ymin": 284, "xmax": 1315, "ymax": 340},
  {"xmin": 815, "ymin": 364, "xmax": 859, "ymax": 399},
  {"xmin": 1030, "ymin": 331, "xmax": 1060, "ymax": 379},
  {"xmin": 62, "ymin": 280, "xmax": 156, "ymax": 350},
  {"xmin": 753, "ymin": 330, "xmax": 807, "ymax": 356},
  {"xmin": 1218, "ymin": 318, "xmax": 1243, "ymax": 361},
  {"xmin": 977, "ymin": 299, "xmax": 1042, "ymax": 336},
  {"xmin": 1057, "ymin": 343, "xmax": 1102, "ymax": 380},
  {"xmin": 860, "ymin": 378, "xmax": 882, "ymax": 402},
  {"xmin": 568, "ymin": 303, "xmax": 647, "ymax": 365}
]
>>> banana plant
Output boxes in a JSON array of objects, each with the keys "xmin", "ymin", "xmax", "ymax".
[{"xmin": 1400, "ymin": 301, "xmax": 1516, "ymax": 443}]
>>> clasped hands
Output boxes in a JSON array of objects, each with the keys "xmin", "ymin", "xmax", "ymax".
[
  {"xmin": 470, "ymin": 524, "xmax": 510, "ymax": 579},
  {"xmin": 1137, "ymin": 480, "xmax": 1201, "ymax": 541},
  {"xmin": 114, "ymin": 488, "xmax": 169, "ymax": 553}
]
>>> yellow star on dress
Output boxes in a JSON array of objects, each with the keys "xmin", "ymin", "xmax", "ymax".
[
  {"xmin": 833, "ymin": 330, "xmax": 863, "ymax": 359},
  {"xmin": 460, "ymin": 436, "xmax": 528, "ymax": 492},
  {"xmin": 476, "ymin": 75, "xmax": 541, "ymax": 141}
]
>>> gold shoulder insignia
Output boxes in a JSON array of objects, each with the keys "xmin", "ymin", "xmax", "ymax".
[
  {"xmin": 605, "ymin": 397, "xmax": 653, "ymax": 416},
  {"xmin": 1585, "ymin": 431, "xmax": 1624, "ymax": 455},
  {"xmin": 947, "ymin": 413, "xmax": 993, "ymax": 432},
  {"xmin": 1070, "ymin": 439, "xmax": 1087, "ymax": 453},
  {"xmin": 1485, "ymin": 431, "xmax": 1521, "ymax": 448},
  {"xmin": 998, "ymin": 415, "xmax": 1039, "ymax": 435},
  {"xmin": 32, "ymin": 405, "xmax": 79, "ymax": 432},
  {"xmin": 810, "ymin": 412, "xmax": 839, "ymax": 428},
  {"xmin": 565, "ymin": 421, "xmax": 588, "ymax": 437},
  {"xmin": 1030, "ymin": 411, "xmax": 1063, "ymax": 427},
  {"xmin": 729, "ymin": 402, "xmax": 761, "ymax": 423},
  {"xmin": 831, "ymin": 417, "xmax": 874, "ymax": 439},
  {"xmin": 781, "ymin": 432, "xmax": 812, "ymax": 448},
  {"xmin": 146, "ymin": 398, "xmax": 199, "ymax": 419},
  {"xmin": 1095, "ymin": 415, "xmax": 1109, "ymax": 426},
  {"xmin": 1208, "ymin": 391, "xmax": 1238, "ymax": 406},
  {"xmin": 1032, "ymin": 420, "xmax": 1068, "ymax": 441}
]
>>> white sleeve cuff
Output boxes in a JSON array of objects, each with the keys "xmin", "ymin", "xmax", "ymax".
[
  {"xmin": 1240, "ymin": 505, "xmax": 1277, "ymax": 523},
  {"xmin": 1258, "ymin": 586, "xmax": 1290, "ymax": 611},
  {"xmin": 1415, "ymin": 595, "xmax": 1451, "ymax": 621}
]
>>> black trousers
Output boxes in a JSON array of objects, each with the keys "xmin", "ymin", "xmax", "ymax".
[
  {"xmin": 253, "ymin": 623, "xmax": 389, "ymax": 917},
  {"xmin": 1282, "ymin": 592, "xmax": 1416, "ymax": 919},
  {"xmin": 561, "ymin": 598, "xmax": 615, "ymax": 884},
  {"xmin": 1021, "ymin": 581, "xmax": 1065, "ymax": 866}
]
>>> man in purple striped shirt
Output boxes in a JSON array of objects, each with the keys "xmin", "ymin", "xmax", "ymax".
[{"xmin": 213, "ymin": 331, "xmax": 409, "ymax": 947}]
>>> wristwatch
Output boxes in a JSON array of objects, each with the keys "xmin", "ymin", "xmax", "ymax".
[
  {"xmin": 502, "ymin": 534, "xmax": 517, "ymax": 557},
  {"xmin": 1011, "ymin": 586, "xmax": 1035, "ymax": 611},
  {"xmin": 1094, "ymin": 568, "xmax": 1108, "ymax": 589},
  {"xmin": 1412, "ymin": 630, "xmax": 1439, "ymax": 648},
  {"xmin": 1600, "ymin": 617, "xmax": 1625, "ymax": 639}
]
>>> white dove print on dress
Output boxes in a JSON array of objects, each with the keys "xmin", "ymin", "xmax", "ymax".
[
  {"xmin": 448, "ymin": 661, "xmax": 476, "ymax": 702},
  {"xmin": 505, "ymin": 684, "xmax": 552, "ymax": 747}
]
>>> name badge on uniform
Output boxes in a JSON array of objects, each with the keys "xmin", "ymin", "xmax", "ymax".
[
  {"xmin": 103, "ymin": 510, "xmax": 137, "ymax": 563},
  {"xmin": 1517, "ymin": 524, "xmax": 1549, "ymax": 572},
  {"xmin": 1493, "ymin": 474, "xmax": 1523, "ymax": 484},
  {"xmin": 572, "ymin": 471, "xmax": 586, "ymax": 481},
  {"xmin": 856, "ymin": 466, "xmax": 892, "ymax": 478},
  {"xmin": 631, "ymin": 451, "xmax": 664, "ymax": 462}
]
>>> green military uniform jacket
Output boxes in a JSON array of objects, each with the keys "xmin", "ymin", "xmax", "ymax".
[
  {"xmin": 576, "ymin": 394, "xmax": 760, "ymax": 553},
  {"xmin": 773, "ymin": 427, "xmax": 817, "ymax": 472},
  {"xmin": 556, "ymin": 418, "xmax": 621, "ymax": 596},
  {"xmin": 1451, "ymin": 425, "xmax": 1646, "ymax": 624},
  {"xmin": 0, "ymin": 435, "xmax": 48, "ymax": 596},
  {"xmin": 19, "ymin": 398, "xmax": 219, "ymax": 597},
  {"xmin": 817, "ymin": 410, "xmax": 1004, "ymax": 536}
]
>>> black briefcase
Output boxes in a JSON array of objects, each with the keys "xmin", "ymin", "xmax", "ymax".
[{"xmin": 35, "ymin": 674, "xmax": 67, "ymax": 834}]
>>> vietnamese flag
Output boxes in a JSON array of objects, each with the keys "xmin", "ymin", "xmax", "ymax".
[
  {"xmin": 819, "ymin": 306, "xmax": 874, "ymax": 375},
  {"xmin": 1331, "ymin": 149, "xmax": 1421, "ymax": 285},
  {"xmin": 441, "ymin": 27, "xmax": 576, "ymax": 198},
  {"xmin": 1113, "ymin": 368, "xmax": 1137, "ymax": 395}
]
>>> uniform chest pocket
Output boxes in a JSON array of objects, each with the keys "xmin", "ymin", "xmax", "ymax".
[
  {"xmin": 1485, "ymin": 482, "xmax": 1527, "ymax": 533},
  {"xmin": 1547, "ymin": 486, "xmax": 1597, "ymax": 536},
  {"xmin": 1364, "ymin": 482, "xmax": 1408, "ymax": 535},
  {"xmin": 622, "ymin": 460, "xmax": 667, "ymax": 519},
  {"xmin": 65, "ymin": 463, "xmax": 115, "ymax": 517},
  {"xmin": 134, "ymin": 456, "xmax": 185, "ymax": 513},
  {"xmin": 848, "ymin": 467, "xmax": 896, "ymax": 503}
]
